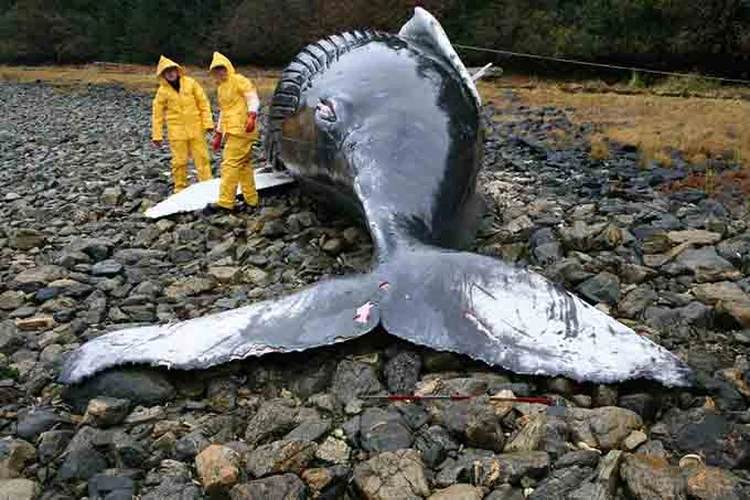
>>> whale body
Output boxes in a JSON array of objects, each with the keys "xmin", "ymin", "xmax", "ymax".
[{"xmin": 59, "ymin": 8, "xmax": 692, "ymax": 388}]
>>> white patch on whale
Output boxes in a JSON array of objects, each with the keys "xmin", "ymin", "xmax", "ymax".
[
  {"xmin": 399, "ymin": 7, "xmax": 482, "ymax": 108},
  {"xmin": 144, "ymin": 169, "xmax": 295, "ymax": 219}
]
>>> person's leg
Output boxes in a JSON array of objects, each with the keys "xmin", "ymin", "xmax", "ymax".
[
  {"xmin": 236, "ymin": 137, "xmax": 259, "ymax": 207},
  {"xmin": 218, "ymin": 134, "xmax": 241, "ymax": 210},
  {"xmin": 190, "ymin": 136, "xmax": 213, "ymax": 183},
  {"xmin": 170, "ymin": 140, "xmax": 189, "ymax": 193}
]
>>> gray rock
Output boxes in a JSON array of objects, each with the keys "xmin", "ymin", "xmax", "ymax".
[
  {"xmin": 91, "ymin": 260, "xmax": 124, "ymax": 277},
  {"xmin": 244, "ymin": 399, "xmax": 299, "ymax": 447},
  {"xmin": 0, "ymin": 291, "xmax": 25, "ymax": 311},
  {"xmin": 436, "ymin": 450, "xmax": 549, "ymax": 488},
  {"xmin": 331, "ymin": 359, "xmax": 383, "ymax": 404},
  {"xmin": 261, "ymin": 220, "xmax": 286, "ymax": 238},
  {"xmin": 142, "ymin": 481, "xmax": 201, "ymax": 500},
  {"xmin": 384, "ymin": 351, "xmax": 421, "ymax": 394},
  {"xmin": 59, "ymin": 445, "xmax": 108, "ymax": 480},
  {"xmin": 84, "ymin": 397, "xmax": 130, "ymax": 427},
  {"xmin": 230, "ymin": 474, "xmax": 306, "ymax": 500},
  {"xmin": 10, "ymin": 228, "xmax": 46, "ymax": 250},
  {"xmin": 528, "ymin": 466, "xmax": 594, "ymax": 500},
  {"xmin": 0, "ymin": 438, "xmax": 36, "ymax": 479},
  {"xmin": 670, "ymin": 247, "xmax": 739, "ymax": 282},
  {"xmin": 164, "ymin": 276, "xmax": 216, "ymax": 300},
  {"xmin": 16, "ymin": 407, "xmax": 68, "ymax": 441},
  {"xmin": 175, "ymin": 429, "xmax": 209, "ymax": 461},
  {"xmin": 618, "ymin": 393, "xmax": 659, "ymax": 421},
  {"xmin": 0, "ymin": 321, "xmax": 23, "ymax": 355},
  {"xmin": 429, "ymin": 484, "xmax": 487, "ymax": 500},
  {"xmin": 112, "ymin": 432, "xmax": 148, "ymax": 469},
  {"xmin": 353, "ymin": 449, "xmax": 430, "ymax": 499},
  {"xmin": 62, "ymin": 369, "xmax": 175, "ymax": 413},
  {"xmin": 0, "ymin": 479, "xmax": 41, "ymax": 500},
  {"xmin": 577, "ymin": 272, "xmax": 621, "ymax": 305},
  {"xmin": 88, "ymin": 472, "xmax": 137, "ymax": 500},
  {"xmin": 620, "ymin": 453, "xmax": 687, "ymax": 500},
  {"xmin": 555, "ymin": 450, "xmax": 601, "ymax": 469},
  {"xmin": 650, "ymin": 408, "xmax": 750, "ymax": 469},
  {"xmin": 246, "ymin": 440, "xmax": 317, "ymax": 478},
  {"xmin": 618, "ymin": 285, "xmax": 657, "ymax": 319},
  {"xmin": 37, "ymin": 430, "xmax": 74, "ymax": 465},
  {"xmin": 432, "ymin": 397, "xmax": 505, "ymax": 452},
  {"xmin": 101, "ymin": 186, "xmax": 123, "ymax": 206},
  {"xmin": 284, "ymin": 417, "xmax": 331, "ymax": 443},
  {"xmin": 486, "ymin": 485, "xmax": 525, "ymax": 500},
  {"xmin": 13, "ymin": 265, "xmax": 66, "ymax": 293},
  {"xmin": 360, "ymin": 408, "xmax": 413, "ymax": 453},
  {"xmin": 562, "ymin": 406, "xmax": 643, "ymax": 450},
  {"xmin": 414, "ymin": 425, "xmax": 460, "ymax": 468},
  {"xmin": 530, "ymin": 227, "xmax": 563, "ymax": 266}
]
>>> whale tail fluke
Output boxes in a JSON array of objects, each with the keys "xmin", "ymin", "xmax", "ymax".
[{"xmin": 59, "ymin": 243, "xmax": 693, "ymax": 388}]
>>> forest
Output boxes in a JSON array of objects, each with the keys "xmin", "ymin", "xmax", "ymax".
[{"xmin": 1, "ymin": 0, "xmax": 749, "ymax": 77}]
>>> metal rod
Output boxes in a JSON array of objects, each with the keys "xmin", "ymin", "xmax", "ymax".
[{"xmin": 361, "ymin": 394, "xmax": 553, "ymax": 405}]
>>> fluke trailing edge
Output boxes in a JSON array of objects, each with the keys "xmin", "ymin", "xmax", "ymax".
[{"xmin": 59, "ymin": 8, "xmax": 693, "ymax": 387}]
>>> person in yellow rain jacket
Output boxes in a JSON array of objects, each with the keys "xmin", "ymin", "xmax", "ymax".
[
  {"xmin": 151, "ymin": 56, "xmax": 214, "ymax": 193},
  {"xmin": 208, "ymin": 52, "xmax": 260, "ymax": 212}
]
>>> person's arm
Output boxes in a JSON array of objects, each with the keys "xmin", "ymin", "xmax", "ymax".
[
  {"xmin": 238, "ymin": 76, "xmax": 259, "ymax": 133},
  {"xmin": 192, "ymin": 80, "xmax": 214, "ymax": 131},
  {"xmin": 151, "ymin": 88, "xmax": 166, "ymax": 144}
]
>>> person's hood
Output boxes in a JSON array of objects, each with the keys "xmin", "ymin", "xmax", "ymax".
[
  {"xmin": 209, "ymin": 52, "xmax": 235, "ymax": 75},
  {"xmin": 156, "ymin": 55, "xmax": 184, "ymax": 84}
]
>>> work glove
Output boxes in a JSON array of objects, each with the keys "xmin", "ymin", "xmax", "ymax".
[
  {"xmin": 152, "ymin": 140, "xmax": 162, "ymax": 148},
  {"xmin": 212, "ymin": 132, "xmax": 223, "ymax": 152},
  {"xmin": 245, "ymin": 112, "xmax": 257, "ymax": 134}
]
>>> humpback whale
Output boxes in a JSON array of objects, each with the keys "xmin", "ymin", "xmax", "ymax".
[{"xmin": 59, "ymin": 8, "xmax": 693, "ymax": 387}]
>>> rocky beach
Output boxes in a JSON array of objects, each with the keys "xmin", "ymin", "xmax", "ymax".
[{"xmin": 0, "ymin": 82, "xmax": 748, "ymax": 499}]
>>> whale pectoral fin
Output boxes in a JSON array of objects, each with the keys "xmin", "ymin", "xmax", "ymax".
[
  {"xmin": 379, "ymin": 247, "xmax": 693, "ymax": 387},
  {"xmin": 59, "ymin": 274, "xmax": 381, "ymax": 385}
]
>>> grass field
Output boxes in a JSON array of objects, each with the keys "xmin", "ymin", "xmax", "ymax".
[{"xmin": 2, "ymin": 63, "xmax": 747, "ymax": 181}]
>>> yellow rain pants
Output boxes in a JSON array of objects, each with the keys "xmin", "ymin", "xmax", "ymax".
[
  {"xmin": 170, "ymin": 137, "xmax": 212, "ymax": 192},
  {"xmin": 218, "ymin": 134, "xmax": 258, "ymax": 209}
]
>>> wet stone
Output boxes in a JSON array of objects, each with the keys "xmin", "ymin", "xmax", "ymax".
[
  {"xmin": 331, "ymin": 359, "xmax": 383, "ymax": 404},
  {"xmin": 84, "ymin": 396, "xmax": 131, "ymax": 427},
  {"xmin": 195, "ymin": 444, "xmax": 242, "ymax": 495},
  {"xmin": 620, "ymin": 453, "xmax": 688, "ymax": 500},
  {"xmin": 360, "ymin": 408, "xmax": 413, "ymax": 453},
  {"xmin": 246, "ymin": 439, "xmax": 317, "ymax": 478},
  {"xmin": 230, "ymin": 474, "xmax": 307, "ymax": 500},
  {"xmin": 353, "ymin": 449, "xmax": 430, "ymax": 500},
  {"xmin": 384, "ymin": 350, "xmax": 422, "ymax": 394}
]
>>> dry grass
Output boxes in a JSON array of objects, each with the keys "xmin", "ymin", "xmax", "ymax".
[
  {"xmin": 0, "ymin": 63, "xmax": 280, "ymax": 99},
  {"xmin": 2, "ymin": 65, "xmax": 747, "ymax": 176},
  {"xmin": 481, "ymin": 82, "xmax": 749, "ymax": 168}
]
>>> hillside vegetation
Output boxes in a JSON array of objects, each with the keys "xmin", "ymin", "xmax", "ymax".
[{"xmin": 0, "ymin": 0, "xmax": 748, "ymax": 77}]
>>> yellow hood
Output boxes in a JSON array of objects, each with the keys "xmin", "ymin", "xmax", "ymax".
[
  {"xmin": 209, "ymin": 52, "xmax": 235, "ymax": 75},
  {"xmin": 156, "ymin": 55, "xmax": 184, "ymax": 84}
]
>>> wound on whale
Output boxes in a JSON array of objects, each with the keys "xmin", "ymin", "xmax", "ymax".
[{"xmin": 58, "ymin": 8, "xmax": 693, "ymax": 388}]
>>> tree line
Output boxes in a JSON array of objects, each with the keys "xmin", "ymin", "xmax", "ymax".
[{"xmin": 1, "ymin": 0, "xmax": 748, "ymax": 77}]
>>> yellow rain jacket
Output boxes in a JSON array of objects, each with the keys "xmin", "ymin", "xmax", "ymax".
[
  {"xmin": 152, "ymin": 56, "xmax": 214, "ymax": 142},
  {"xmin": 209, "ymin": 52, "xmax": 259, "ymax": 139}
]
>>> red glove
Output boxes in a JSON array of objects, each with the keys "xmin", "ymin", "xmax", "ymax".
[
  {"xmin": 152, "ymin": 140, "xmax": 162, "ymax": 148},
  {"xmin": 245, "ymin": 112, "xmax": 257, "ymax": 134},
  {"xmin": 212, "ymin": 132, "xmax": 223, "ymax": 152}
]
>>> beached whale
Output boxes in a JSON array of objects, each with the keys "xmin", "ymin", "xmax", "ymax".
[{"xmin": 59, "ymin": 8, "xmax": 693, "ymax": 387}]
